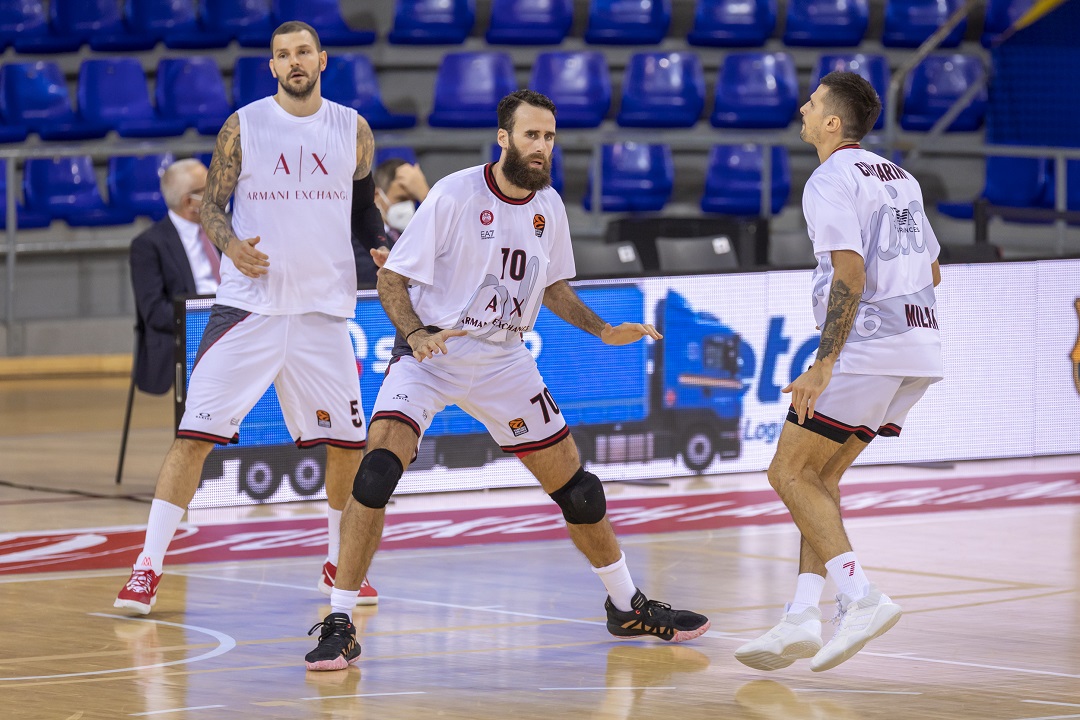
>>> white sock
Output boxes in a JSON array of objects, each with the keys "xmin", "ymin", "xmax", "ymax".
[
  {"xmin": 330, "ymin": 587, "xmax": 358, "ymax": 620},
  {"xmin": 788, "ymin": 573, "xmax": 826, "ymax": 615},
  {"xmin": 133, "ymin": 499, "xmax": 186, "ymax": 574},
  {"xmin": 592, "ymin": 552, "xmax": 637, "ymax": 612},
  {"xmin": 326, "ymin": 507, "xmax": 342, "ymax": 566},
  {"xmin": 825, "ymin": 552, "xmax": 871, "ymax": 601}
]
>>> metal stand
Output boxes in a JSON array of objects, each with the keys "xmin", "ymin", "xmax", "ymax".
[{"xmin": 115, "ymin": 335, "xmax": 137, "ymax": 485}]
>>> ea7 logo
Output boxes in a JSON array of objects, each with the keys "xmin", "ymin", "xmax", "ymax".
[
  {"xmin": 533, "ymin": 214, "xmax": 546, "ymax": 238},
  {"xmin": 274, "ymin": 150, "xmax": 329, "ymax": 176},
  {"xmin": 842, "ymin": 561, "xmax": 855, "ymax": 576}
]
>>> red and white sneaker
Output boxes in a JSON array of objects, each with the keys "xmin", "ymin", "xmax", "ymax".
[
  {"xmin": 318, "ymin": 561, "xmax": 379, "ymax": 606},
  {"xmin": 114, "ymin": 568, "xmax": 161, "ymax": 615}
]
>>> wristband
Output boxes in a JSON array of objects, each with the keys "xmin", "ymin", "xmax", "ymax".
[{"xmin": 406, "ymin": 325, "xmax": 442, "ymax": 341}]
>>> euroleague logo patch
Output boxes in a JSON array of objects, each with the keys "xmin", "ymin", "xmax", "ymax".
[
  {"xmin": 480, "ymin": 209, "xmax": 494, "ymax": 226},
  {"xmin": 1072, "ymin": 299, "xmax": 1080, "ymax": 395},
  {"xmin": 533, "ymin": 214, "xmax": 546, "ymax": 238},
  {"xmin": 316, "ymin": 409, "xmax": 332, "ymax": 429},
  {"xmin": 508, "ymin": 417, "xmax": 529, "ymax": 437}
]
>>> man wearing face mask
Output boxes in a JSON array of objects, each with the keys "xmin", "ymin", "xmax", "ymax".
[{"xmin": 374, "ymin": 159, "xmax": 429, "ymax": 243}]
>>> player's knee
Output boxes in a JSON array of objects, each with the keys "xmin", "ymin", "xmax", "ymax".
[
  {"xmin": 548, "ymin": 467, "xmax": 606, "ymax": 525},
  {"xmin": 351, "ymin": 449, "xmax": 404, "ymax": 509}
]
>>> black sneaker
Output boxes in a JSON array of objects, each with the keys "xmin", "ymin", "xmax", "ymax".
[
  {"xmin": 305, "ymin": 612, "xmax": 361, "ymax": 671},
  {"xmin": 605, "ymin": 589, "xmax": 711, "ymax": 643}
]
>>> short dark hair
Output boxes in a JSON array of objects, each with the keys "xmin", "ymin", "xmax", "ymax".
[
  {"xmin": 497, "ymin": 89, "xmax": 557, "ymax": 135},
  {"xmin": 373, "ymin": 158, "xmax": 408, "ymax": 192},
  {"xmin": 819, "ymin": 71, "xmax": 881, "ymax": 141},
  {"xmin": 271, "ymin": 20, "xmax": 322, "ymax": 53}
]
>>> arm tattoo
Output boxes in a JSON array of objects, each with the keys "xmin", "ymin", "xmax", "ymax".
[
  {"xmin": 542, "ymin": 280, "xmax": 608, "ymax": 337},
  {"xmin": 377, "ymin": 269, "xmax": 424, "ymax": 336},
  {"xmin": 816, "ymin": 278, "xmax": 860, "ymax": 363},
  {"xmin": 354, "ymin": 114, "xmax": 374, "ymax": 180},
  {"xmin": 202, "ymin": 113, "xmax": 242, "ymax": 254}
]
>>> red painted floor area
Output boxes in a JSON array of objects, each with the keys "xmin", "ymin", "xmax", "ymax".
[{"xmin": 2, "ymin": 470, "xmax": 1078, "ymax": 575}]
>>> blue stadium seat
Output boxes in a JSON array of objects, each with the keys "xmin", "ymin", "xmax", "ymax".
[
  {"xmin": 428, "ymin": 52, "xmax": 517, "ymax": 128},
  {"xmin": 108, "ymin": 153, "xmax": 175, "ymax": 220},
  {"xmin": 883, "ymin": 0, "xmax": 966, "ymax": 48},
  {"xmin": 811, "ymin": 54, "xmax": 889, "ymax": 130},
  {"xmin": 322, "ymin": 55, "xmax": 417, "ymax": 130},
  {"xmin": 490, "ymin": 143, "xmax": 564, "ymax": 194},
  {"xmin": 0, "ymin": 62, "xmax": 110, "ymax": 140},
  {"xmin": 938, "ymin": 154, "xmax": 1049, "ymax": 219},
  {"xmin": 197, "ymin": 0, "xmax": 273, "ymax": 47},
  {"xmin": 155, "ymin": 57, "xmax": 232, "ymax": 136},
  {"xmin": 783, "ymin": 0, "xmax": 868, "ymax": 46},
  {"xmin": 584, "ymin": 0, "xmax": 671, "ymax": 45},
  {"xmin": 0, "ymin": 0, "xmax": 47, "ymax": 50},
  {"xmin": 0, "ymin": 159, "xmax": 51, "ymax": 229},
  {"xmin": 388, "ymin": 0, "xmax": 475, "ymax": 44},
  {"xmin": 701, "ymin": 144, "xmax": 790, "ymax": 215},
  {"xmin": 901, "ymin": 55, "xmax": 987, "ymax": 132},
  {"xmin": 711, "ymin": 51, "xmax": 797, "ymax": 129},
  {"xmin": 486, "ymin": 0, "xmax": 573, "ymax": 45},
  {"xmin": 14, "ymin": 0, "xmax": 121, "ymax": 52},
  {"xmin": 233, "ymin": 57, "xmax": 279, "ymax": 108},
  {"xmin": 157, "ymin": 0, "xmax": 232, "ymax": 47},
  {"xmin": 617, "ymin": 52, "xmax": 705, "ymax": 128},
  {"xmin": 273, "ymin": 0, "xmax": 375, "ymax": 46},
  {"xmin": 375, "ymin": 146, "xmax": 419, "ymax": 166},
  {"xmin": 529, "ymin": 51, "xmax": 611, "ymax": 128},
  {"xmin": 78, "ymin": 59, "xmax": 188, "ymax": 138},
  {"xmin": 687, "ymin": 0, "xmax": 776, "ymax": 47},
  {"xmin": 982, "ymin": 0, "xmax": 1035, "ymax": 46},
  {"xmin": 24, "ymin": 156, "xmax": 136, "ymax": 226},
  {"xmin": 583, "ymin": 143, "xmax": 674, "ymax": 212}
]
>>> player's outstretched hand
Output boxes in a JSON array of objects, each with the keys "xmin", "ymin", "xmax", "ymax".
[
  {"xmin": 370, "ymin": 246, "xmax": 390, "ymax": 268},
  {"xmin": 227, "ymin": 236, "xmax": 269, "ymax": 278},
  {"xmin": 600, "ymin": 323, "xmax": 663, "ymax": 346},
  {"xmin": 409, "ymin": 327, "xmax": 468, "ymax": 362},
  {"xmin": 782, "ymin": 362, "xmax": 832, "ymax": 424}
]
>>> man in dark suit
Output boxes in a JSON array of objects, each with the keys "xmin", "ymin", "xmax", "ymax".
[{"xmin": 130, "ymin": 159, "xmax": 217, "ymax": 394}]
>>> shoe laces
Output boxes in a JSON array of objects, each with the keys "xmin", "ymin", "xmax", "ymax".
[
  {"xmin": 125, "ymin": 570, "xmax": 155, "ymax": 593},
  {"xmin": 829, "ymin": 596, "xmax": 848, "ymax": 626},
  {"xmin": 308, "ymin": 616, "xmax": 351, "ymax": 642},
  {"xmin": 640, "ymin": 598, "xmax": 674, "ymax": 618}
]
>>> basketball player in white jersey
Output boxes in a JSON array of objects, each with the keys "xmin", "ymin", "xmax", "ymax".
[
  {"xmin": 734, "ymin": 72, "xmax": 943, "ymax": 672},
  {"xmin": 303, "ymin": 90, "xmax": 711, "ymax": 670},
  {"xmin": 115, "ymin": 21, "xmax": 381, "ymax": 614}
]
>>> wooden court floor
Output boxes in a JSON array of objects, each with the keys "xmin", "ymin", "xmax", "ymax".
[{"xmin": 1, "ymin": 378, "xmax": 1079, "ymax": 719}]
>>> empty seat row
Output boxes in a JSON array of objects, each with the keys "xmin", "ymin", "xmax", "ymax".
[
  {"xmin": 432, "ymin": 51, "xmax": 987, "ymax": 132},
  {"xmin": 939, "ymin": 155, "xmax": 1080, "ymax": 218},
  {"xmin": 0, "ymin": 0, "xmax": 1035, "ymax": 52},
  {"xmin": 0, "ymin": 143, "xmax": 790, "ymax": 229},
  {"xmin": 0, "ymin": 55, "xmax": 413, "ymax": 144},
  {"xmin": 0, "ymin": 0, "xmax": 370, "ymax": 53}
]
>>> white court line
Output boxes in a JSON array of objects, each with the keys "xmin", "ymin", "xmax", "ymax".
[
  {"xmin": 539, "ymin": 687, "xmax": 675, "ymax": 691},
  {"xmin": 1012, "ymin": 715, "xmax": 1080, "ymax": 720},
  {"xmin": 0, "ymin": 614, "xmax": 236, "ymax": 682},
  {"xmin": 129, "ymin": 705, "xmax": 226, "ymax": 717},
  {"xmin": 301, "ymin": 691, "xmax": 427, "ymax": 700},
  {"xmin": 1024, "ymin": 701, "xmax": 1080, "ymax": 709},
  {"xmin": 792, "ymin": 689, "xmax": 922, "ymax": 695}
]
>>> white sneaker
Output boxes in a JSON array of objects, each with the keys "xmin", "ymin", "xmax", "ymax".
[
  {"xmin": 734, "ymin": 605, "xmax": 823, "ymax": 671},
  {"xmin": 810, "ymin": 587, "xmax": 901, "ymax": 672}
]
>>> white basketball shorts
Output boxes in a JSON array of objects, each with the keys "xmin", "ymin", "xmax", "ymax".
[
  {"xmin": 787, "ymin": 372, "xmax": 936, "ymax": 443},
  {"xmin": 371, "ymin": 335, "xmax": 569, "ymax": 457},
  {"xmin": 178, "ymin": 305, "xmax": 366, "ymax": 449}
]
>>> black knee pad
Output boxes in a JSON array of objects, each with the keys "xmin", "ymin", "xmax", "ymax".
[
  {"xmin": 352, "ymin": 448, "xmax": 404, "ymax": 509},
  {"xmin": 549, "ymin": 467, "xmax": 607, "ymax": 525}
]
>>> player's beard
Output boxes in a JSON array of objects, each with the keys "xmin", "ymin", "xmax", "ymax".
[
  {"xmin": 280, "ymin": 68, "xmax": 319, "ymax": 101},
  {"xmin": 501, "ymin": 138, "xmax": 552, "ymax": 192}
]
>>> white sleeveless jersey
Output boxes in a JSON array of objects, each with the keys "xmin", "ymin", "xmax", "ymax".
[
  {"xmin": 384, "ymin": 164, "xmax": 576, "ymax": 344},
  {"xmin": 804, "ymin": 146, "xmax": 943, "ymax": 378},
  {"xmin": 216, "ymin": 97, "xmax": 357, "ymax": 318}
]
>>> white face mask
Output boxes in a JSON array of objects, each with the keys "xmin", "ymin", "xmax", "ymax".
[{"xmin": 385, "ymin": 200, "xmax": 415, "ymax": 232}]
